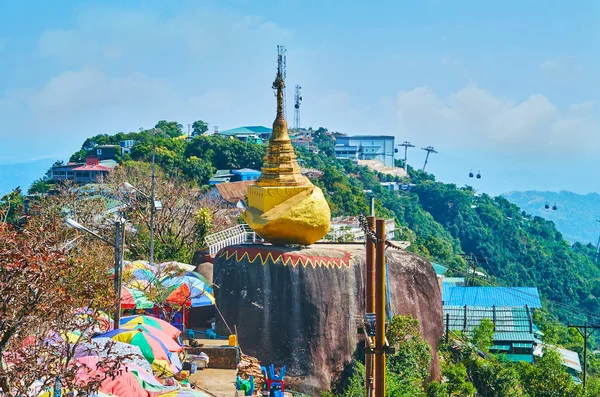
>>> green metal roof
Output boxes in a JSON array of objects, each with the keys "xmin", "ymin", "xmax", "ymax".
[
  {"xmin": 493, "ymin": 332, "xmax": 537, "ymax": 342},
  {"xmin": 490, "ymin": 345, "xmax": 511, "ymax": 351},
  {"xmin": 431, "ymin": 263, "xmax": 448, "ymax": 275},
  {"xmin": 496, "ymin": 353, "xmax": 534, "ymax": 363},
  {"xmin": 442, "ymin": 277, "xmax": 465, "ymax": 286},
  {"xmin": 219, "ymin": 126, "xmax": 272, "ymax": 136}
]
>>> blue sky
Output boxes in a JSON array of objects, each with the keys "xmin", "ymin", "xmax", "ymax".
[{"xmin": 0, "ymin": 0, "xmax": 598, "ymax": 196}]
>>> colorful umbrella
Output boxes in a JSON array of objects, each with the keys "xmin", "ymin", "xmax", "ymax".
[
  {"xmin": 183, "ymin": 271, "xmax": 212, "ymax": 292},
  {"xmin": 121, "ymin": 324, "xmax": 183, "ymax": 352},
  {"xmin": 120, "ymin": 315, "xmax": 181, "ymax": 339},
  {"xmin": 76, "ymin": 355, "xmax": 150, "ymax": 397},
  {"xmin": 95, "ymin": 329, "xmax": 180, "ymax": 373},
  {"xmin": 121, "ymin": 286, "xmax": 154, "ymax": 310},
  {"xmin": 162, "ymin": 276, "xmax": 215, "ymax": 307}
]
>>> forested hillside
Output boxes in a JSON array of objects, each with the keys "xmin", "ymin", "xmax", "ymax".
[
  {"xmin": 23, "ymin": 125, "xmax": 600, "ymax": 326},
  {"xmin": 504, "ymin": 190, "xmax": 600, "ymax": 245}
]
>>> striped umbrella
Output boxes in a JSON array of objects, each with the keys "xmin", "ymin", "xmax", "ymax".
[
  {"xmin": 121, "ymin": 323, "xmax": 183, "ymax": 352},
  {"xmin": 120, "ymin": 315, "xmax": 181, "ymax": 339},
  {"xmin": 162, "ymin": 276, "xmax": 215, "ymax": 307},
  {"xmin": 121, "ymin": 286, "xmax": 154, "ymax": 310},
  {"xmin": 95, "ymin": 329, "xmax": 181, "ymax": 373}
]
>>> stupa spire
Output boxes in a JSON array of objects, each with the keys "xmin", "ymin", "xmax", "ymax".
[{"xmin": 255, "ymin": 53, "xmax": 309, "ymax": 187}]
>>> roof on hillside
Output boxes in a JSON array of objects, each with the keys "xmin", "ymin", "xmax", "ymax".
[
  {"xmin": 215, "ymin": 180, "xmax": 255, "ymax": 204},
  {"xmin": 432, "ymin": 263, "xmax": 448, "ymax": 276},
  {"xmin": 71, "ymin": 164, "xmax": 112, "ymax": 172},
  {"xmin": 444, "ymin": 306, "xmax": 533, "ymax": 333},
  {"xmin": 231, "ymin": 168, "xmax": 261, "ymax": 174},
  {"xmin": 442, "ymin": 277, "xmax": 465, "ymax": 286},
  {"xmin": 219, "ymin": 126, "xmax": 272, "ymax": 136},
  {"xmin": 534, "ymin": 345, "xmax": 582, "ymax": 372},
  {"xmin": 443, "ymin": 286, "xmax": 541, "ymax": 308}
]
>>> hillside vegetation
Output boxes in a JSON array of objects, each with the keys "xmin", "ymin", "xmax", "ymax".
[
  {"xmin": 4, "ymin": 123, "xmax": 600, "ymax": 394},
  {"xmin": 504, "ymin": 190, "xmax": 600, "ymax": 245},
  {"xmin": 21, "ymin": 125, "xmax": 600, "ymax": 325}
]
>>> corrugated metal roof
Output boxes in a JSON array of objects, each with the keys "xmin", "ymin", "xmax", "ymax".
[
  {"xmin": 442, "ymin": 277, "xmax": 465, "ymax": 286},
  {"xmin": 443, "ymin": 286, "xmax": 541, "ymax": 308},
  {"xmin": 497, "ymin": 353, "xmax": 534, "ymax": 363},
  {"xmin": 231, "ymin": 168, "xmax": 261, "ymax": 175},
  {"xmin": 215, "ymin": 180, "xmax": 255, "ymax": 204},
  {"xmin": 534, "ymin": 345, "xmax": 582, "ymax": 372},
  {"xmin": 444, "ymin": 306, "xmax": 533, "ymax": 333},
  {"xmin": 220, "ymin": 126, "xmax": 272, "ymax": 135}
]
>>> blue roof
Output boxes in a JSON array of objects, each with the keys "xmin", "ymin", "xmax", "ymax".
[
  {"xmin": 220, "ymin": 126, "xmax": 272, "ymax": 136},
  {"xmin": 431, "ymin": 263, "xmax": 448, "ymax": 276},
  {"xmin": 443, "ymin": 286, "xmax": 541, "ymax": 308},
  {"xmin": 231, "ymin": 168, "xmax": 261, "ymax": 175}
]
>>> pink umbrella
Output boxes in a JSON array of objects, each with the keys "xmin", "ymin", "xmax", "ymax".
[{"xmin": 76, "ymin": 355, "xmax": 150, "ymax": 397}]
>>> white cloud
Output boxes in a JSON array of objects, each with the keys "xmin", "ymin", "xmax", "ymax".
[
  {"xmin": 540, "ymin": 56, "xmax": 583, "ymax": 76},
  {"xmin": 396, "ymin": 84, "xmax": 599, "ymax": 154}
]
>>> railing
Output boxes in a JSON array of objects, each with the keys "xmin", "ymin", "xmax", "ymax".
[
  {"xmin": 321, "ymin": 219, "xmax": 395, "ymax": 243},
  {"xmin": 204, "ymin": 224, "xmax": 262, "ymax": 256}
]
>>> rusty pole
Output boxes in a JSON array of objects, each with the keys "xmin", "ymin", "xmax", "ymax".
[
  {"xmin": 375, "ymin": 219, "xmax": 386, "ymax": 397},
  {"xmin": 365, "ymin": 216, "xmax": 376, "ymax": 396}
]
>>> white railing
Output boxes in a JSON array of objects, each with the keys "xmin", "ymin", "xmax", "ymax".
[
  {"xmin": 320, "ymin": 219, "xmax": 395, "ymax": 243},
  {"xmin": 204, "ymin": 224, "xmax": 261, "ymax": 255}
]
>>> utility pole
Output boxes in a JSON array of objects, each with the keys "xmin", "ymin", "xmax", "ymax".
[
  {"xmin": 375, "ymin": 219, "xmax": 387, "ymax": 397},
  {"xmin": 150, "ymin": 144, "xmax": 156, "ymax": 267},
  {"xmin": 459, "ymin": 253, "xmax": 488, "ymax": 287},
  {"xmin": 568, "ymin": 322, "xmax": 600, "ymax": 389},
  {"xmin": 595, "ymin": 220, "xmax": 600, "ymax": 263},
  {"xmin": 421, "ymin": 146, "xmax": 438, "ymax": 172},
  {"xmin": 365, "ymin": 216, "xmax": 376, "ymax": 397},
  {"xmin": 397, "ymin": 141, "xmax": 415, "ymax": 173}
]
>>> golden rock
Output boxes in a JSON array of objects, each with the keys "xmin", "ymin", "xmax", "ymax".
[{"xmin": 242, "ymin": 53, "xmax": 331, "ymax": 245}]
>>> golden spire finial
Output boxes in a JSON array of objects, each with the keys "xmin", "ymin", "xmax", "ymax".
[{"xmin": 255, "ymin": 49, "xmax": 308, "ymax": 187}]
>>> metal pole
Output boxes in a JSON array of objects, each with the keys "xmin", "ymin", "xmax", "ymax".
[
  {"xmin": 365, "ymin": 216, "xmax": 376, "ymax": 396},
  {"xmin": 370, "ymin": 196, "xmax": 375, "ymax": 217},
  {"xmin": 423, "ymin": 151, "xmax": 430, "ymax": 172},
  {"xmin": 404, "ymin": 146, "xmax": 408, "ymax": 173},
  {"xmin": 375, "ymin": 219, "xmax": 386, "ymax": 397},
  {"xmin": 584, "ymin": 322, "xmax": 588, "ymax": 389},
  {"xmin": 445, "ymin": 313, "xmax": 449, "ymax": 344},
  {"xmin": 150, "ymin": 145, "xmax": 156, "ymax": 267},
  {"xmin": 113, "ymin": 221, "xmax": 121, "ymax": 330}
]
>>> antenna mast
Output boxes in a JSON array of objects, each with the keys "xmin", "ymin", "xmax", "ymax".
[
  {"xmin": 293, "ymin": 85, "xmax": 302, "ymax": 130},
  {"xmin": 277, "ymin": 45, "xmax": 287, "ymax": 120},
  {"xmin": 397, "ymin": 141, "xmax": 415, "ymax": 173},
  {"xmin": 421, "ymin": 146, "xmax": 438, "ymax": 171}
]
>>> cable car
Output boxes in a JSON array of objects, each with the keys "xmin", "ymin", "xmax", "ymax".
[
  {"xmin": 476, "ymin": 171, "xmax": 482, "ymax": 179},
  {"xmin": 552, "ymin": 203, "xmax": 558, "ymax": 211},
  {"xmin": 469, "ymin": 169, "xmax": 474, "ymax": 178},
  {"xmin": 544, "ymin": 203, "xmax": 550, "ymax": 209}
]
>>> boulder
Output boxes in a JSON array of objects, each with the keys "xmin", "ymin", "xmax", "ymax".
[{"xmin": 213, "ymin": 244, "xmax": 442, "ymax": 395}]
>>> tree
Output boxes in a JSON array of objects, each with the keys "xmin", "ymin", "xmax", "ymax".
[
  {"xmin": 516, "ymin": 348, "xmax": 581, "ymax": 397},
  {"xmin": 0, "ymin": 212, "xmax": 122, "ymax": 395},
  {"xmin": 155, "ymin": 120, "xmax": 183, "ymax": 138},
  {"xmin": 443, "ymin": 363, "xmax": 476, "ymax": 396},
  {"xmin": 471, "ymin": 318, "xmax": 494, "ymax": 353},
  {"xmin": 192, "ymin": 120, "xmax": 209, "ymax": 136},
  {"xmin": 108, "ymin": 161, "xmax": 238, "ymax": 263}
]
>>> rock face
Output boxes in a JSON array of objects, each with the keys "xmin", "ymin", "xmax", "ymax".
[{"xmin": 213, "ymin": 244, "xmax": 442, "ymax": 395}]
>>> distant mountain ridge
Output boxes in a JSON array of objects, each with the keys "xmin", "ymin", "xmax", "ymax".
[
  {"xmin": 503, "ymin": 190, "xmax": 600, "ymax": 245},
  {"xmin": 0, "ymin": 159, "xmax": 54, "ymax": 196}
]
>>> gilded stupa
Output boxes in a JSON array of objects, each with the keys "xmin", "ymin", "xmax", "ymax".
[{"xmin": 242, "ymin": 54, "xmax": 331, "ymax": 245}]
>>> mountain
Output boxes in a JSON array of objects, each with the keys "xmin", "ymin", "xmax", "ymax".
[
  {"xmin": 0, "ymin": 159, "xmax": 54, "ymax": 196},
  {"xmin": 503, "ymin": 190, "xmax": 600, "ymax": 245}
]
